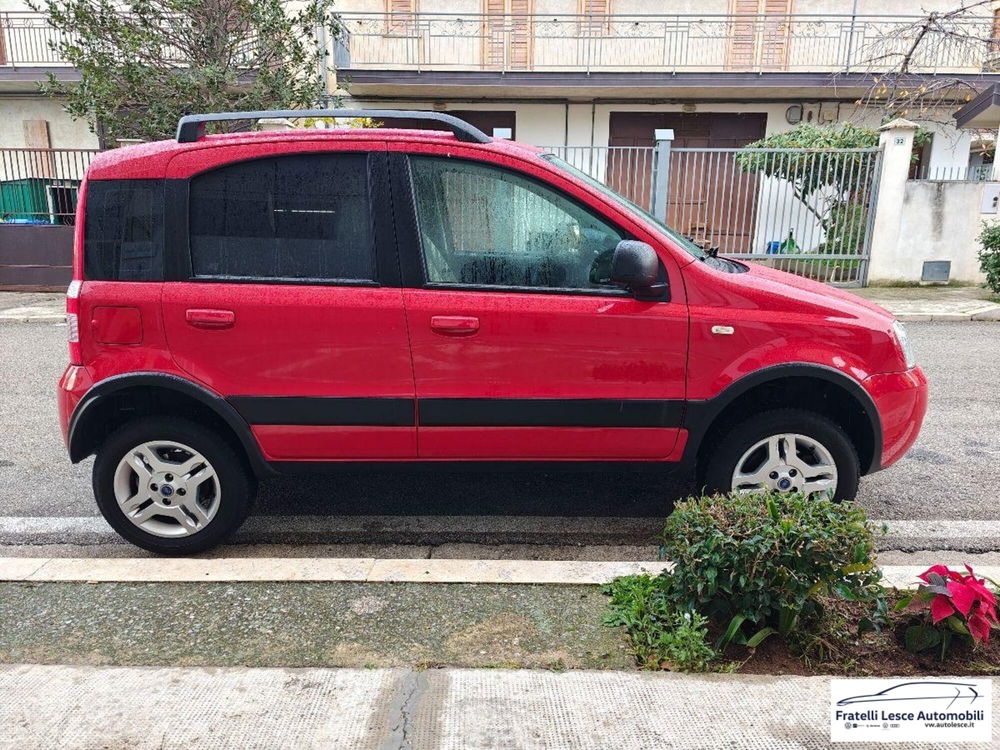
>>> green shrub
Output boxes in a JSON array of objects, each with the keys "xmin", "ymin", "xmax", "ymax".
[
  {"xmin": 602, "ymin": 574, "xmax": 718, "ymax": 671},
  {"xmin": 978, "ymin": 222, "xmax": 1000, "ymax": 295},
  {"xmin": 657, "ymin": 491, "xmax": 887, "ymax": 647}
]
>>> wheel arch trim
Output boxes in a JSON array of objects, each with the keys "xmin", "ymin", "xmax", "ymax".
[
  {"xmin": 682, "ymin": 363, "xmax": 883, "ymax": 474},
  {"xmin": 68, "ymin": 371, "xmax": 274, "ymax": 477}
]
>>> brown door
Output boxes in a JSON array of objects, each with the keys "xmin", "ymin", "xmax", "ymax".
[
  {"xmin": 483, "ymin": 0, "xmax": 532, "ymax": 70},
  {"xmin": 727, "ymin": 0, "xmax": 792, "ymax": 71},
  {"xmin": 608, "ymin": 112, "xmax": 766, "ymax": 253}
]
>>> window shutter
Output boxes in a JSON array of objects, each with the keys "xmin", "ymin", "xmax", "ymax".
[{"xmin": 386, "ymin": 0, "xmax": 415, "ymax": 35}]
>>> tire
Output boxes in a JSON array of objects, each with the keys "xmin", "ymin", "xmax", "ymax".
[
  {"xmin": 93, "ymin": 416, "xmax": 256, "ymax": 554},
  {"xmin": 701, "ymin": 408, "xmax": 860, "ymax": 501}
]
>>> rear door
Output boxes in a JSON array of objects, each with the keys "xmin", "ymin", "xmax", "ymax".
[
  {"xmin": 161, "ymin": 141, "xmax": 416, "ymax": 461},
  {"xmin": 390, "ymin": 146, "xmax": 689, "ymax": 460}
]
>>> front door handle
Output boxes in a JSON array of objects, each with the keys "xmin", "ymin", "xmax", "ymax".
[
  {"xmin": 186, "ymin": 308, "xmax": 235, "ymax": 329},
  {"xmin": 430, "ymin": 315, "xmax": 479, "ymax": 335}
]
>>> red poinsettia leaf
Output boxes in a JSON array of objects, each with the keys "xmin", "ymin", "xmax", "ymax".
[
  {"xmin": 948, "ymin": 581, "xmax": 977, "ymax": 616},
  {"xmin": 966, "ymin": 563, "xmax": 976, "ymax": 577},
  {"xmin": 920, "ymin": 566, "xmax": 951, "ymax": 584},
  {"xmin": 931, "ymin": 595, "xmax": 956, "ymax": 624},
  {"xmin": 968, "ymin": 613, "xmax": 992, "ymax": 643},
  {"xmin": 966, "ymin": 578, "xmax": 997, "ymax": 606}
]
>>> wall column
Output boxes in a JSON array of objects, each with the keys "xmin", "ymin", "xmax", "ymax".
[{"xmin": 866, "ymin": 118, "xmax": 918, "ymax": 284}]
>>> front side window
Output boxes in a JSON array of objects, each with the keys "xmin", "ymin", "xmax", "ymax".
[
  {"xmin": 408, "ymin": 156, "xmax": 626, "ymax": 291},
  {"xmin": 189, "ymin": 153, "xmax": 374, "ymax": 282}
]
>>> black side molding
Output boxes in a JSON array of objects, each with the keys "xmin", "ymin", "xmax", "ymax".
[
  {"xmin": 228, "ymin": 396, "xmax": 415, "ymax": 427},
  {"xmin": 419, "ymin": 398, "xmax": 684, "ymax": 428},
  {"xmin": 68, "ymin": 372, "xmax": 273, "ymax": 477}
]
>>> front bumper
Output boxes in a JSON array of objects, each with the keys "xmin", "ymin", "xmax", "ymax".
[{"xmin": 864, "ymin": 366, "xmax": 928, "ymax": 470}]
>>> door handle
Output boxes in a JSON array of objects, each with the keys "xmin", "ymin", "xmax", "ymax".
[
  {"xmin": 185, "ymin": 308, "xmax": 235, "ymax": 329},
  {"xmin": 430, "ymin": 315, "xmax": 479, "ymax": 335}
]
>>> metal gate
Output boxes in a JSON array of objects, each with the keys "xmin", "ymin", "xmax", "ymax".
[{"xmin": 545, "ymin": 143, "xmax": 883, "ymax": 286}]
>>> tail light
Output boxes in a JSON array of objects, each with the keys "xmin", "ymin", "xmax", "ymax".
[{"xmin": 66, "ymin": 279, "xmax": 82, "ymax": 364}]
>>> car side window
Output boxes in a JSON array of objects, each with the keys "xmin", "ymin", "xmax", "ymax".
[
  {"xmin": 188, "ymin": 153, "xmax": 374, "ymax": 282},
  {"xmin": 407, "ymin": 156, "xmax": 626, "ymax": 292}
]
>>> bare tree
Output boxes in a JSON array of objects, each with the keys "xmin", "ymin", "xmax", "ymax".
[{"xmin": 846, "ymin": 0, "xmax": 996, "ymax": 120}]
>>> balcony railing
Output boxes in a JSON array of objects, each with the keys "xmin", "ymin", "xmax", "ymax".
[
  {"xmin": 334, "ymin": 12, "xmax": 997, "ymax": 75},
  {"xmin": 0, "ymin": 12, "xmax": 72, "ymax": 67},
  {"xmin": 4, "ymin": 11, "xmax": 996, "ymax": 75}
]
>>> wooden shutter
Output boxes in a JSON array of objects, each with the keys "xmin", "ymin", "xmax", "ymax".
[
  {"xmin": 482, "ymin": 0, "xmax": 532, "ymax": 70},
  {"xmin": 727, "ymin": 0, "xmax": 791, "ymax": 70},
  {"xmin": 761, "ymin": 0, "xmax": 791, "ymax": 69},
  {"xmin": 0, "ymin": 14, "xmax": 7, "ymax": 66},
  {"xmin": 579, "ymin": 0, "xmax": 609, "ymax": 33},
  {"xmin": 508, "ymin": 0, "xmax": 532, "ymax": 70},
  {"xmin": 386, "ymin": 0, "xmax": 415, "ymax": 36}
]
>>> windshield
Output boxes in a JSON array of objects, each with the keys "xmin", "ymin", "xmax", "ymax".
[{"xmin": 541, "ymin": 153, "xmax": 706, "ymax": 260}]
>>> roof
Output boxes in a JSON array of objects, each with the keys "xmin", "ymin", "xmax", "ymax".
[
  {"xmin": 85, "ymin": 128, "xmax": 543, "ymax": 180},
  {"xmin": 954, "ymin": 85, "xmax": 1000, "ymax": 129}
]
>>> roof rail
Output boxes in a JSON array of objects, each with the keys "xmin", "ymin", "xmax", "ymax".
[{"xmin": 175, "ymin": 109, "xmax": 492, "ymax": 144}]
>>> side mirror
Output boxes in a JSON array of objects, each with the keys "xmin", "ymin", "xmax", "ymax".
[{"xmin": 610, "ymin": 240, "xmax": 668, "ymax": 300}]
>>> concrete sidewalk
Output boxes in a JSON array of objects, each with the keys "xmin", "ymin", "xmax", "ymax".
[
  {"xmin": 0, "ymin": 664, "xmax": 994, "ymax": 749},
  {"xmin": 852, "ymin": 285, "xmax": 1000, "ymax": 321},
  {"xmin": 2, "ymin": 287, "xmax": 999, "ymax": 324}
]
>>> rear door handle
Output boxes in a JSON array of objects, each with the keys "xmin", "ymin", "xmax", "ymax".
[
  {"xmin": 186, "ymin": 308, "xmax": 235, "ymax": 329},
  {"xmin": 430, "ymin": 315, "xmax": 479, "ymax": 335}
]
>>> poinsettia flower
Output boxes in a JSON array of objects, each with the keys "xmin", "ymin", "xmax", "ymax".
[
  {"xmin": 947, "ymin": 580, "xmax": 977, "ymax": 616},
  {"xmin": 931, "ymin": 595, "xmax": 955, "ymax": 624},
  {"xmin": 964, "ymin": 577, "xmax": 996, "ymax": 607},
  {"xmin": 968, "ymin": 612, "xmax": 992, "ymax": 643}
]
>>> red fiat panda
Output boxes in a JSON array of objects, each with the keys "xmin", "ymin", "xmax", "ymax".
[{"xmin": 57, "ymin": 109, "xmax": 928, "ymax": 554}]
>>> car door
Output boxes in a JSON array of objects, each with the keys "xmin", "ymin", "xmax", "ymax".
[
  {"xmin": 161, "ymin": 141, "xmax": 417, "ymax": 461},
  {"xmin": 389, "ymin": 146, "xmax": 689, "ymax": 460}
]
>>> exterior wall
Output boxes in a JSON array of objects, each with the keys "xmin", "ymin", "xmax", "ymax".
[
  {"xmin": 871, "ymin": 180, "xmax": 989, "ymax": 284},
  {"xmin": 0, "ymin": 99, "xmax": 98, "ymax": 150}
]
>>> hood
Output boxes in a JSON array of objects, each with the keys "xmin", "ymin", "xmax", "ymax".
[{"xmin": 734, "ymin": 261, "xmax": 895, "ymax": 321}]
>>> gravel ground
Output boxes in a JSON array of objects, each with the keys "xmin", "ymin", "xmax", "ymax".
[
  {"xmin": 0, "ymin": 581, "xmax": 629, "ymax": 669},
  {"xmin": 0, "ymin": 321, "xmax": 998, "ymax": 543}
]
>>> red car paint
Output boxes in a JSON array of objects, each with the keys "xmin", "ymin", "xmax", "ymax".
[{"xmin": 59, "ymin": 126, "xmax": 927, "ymax": 477}]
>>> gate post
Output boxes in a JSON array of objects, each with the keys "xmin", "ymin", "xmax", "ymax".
[
  {"xmin": 866, "ymin": 118, "xmax": 917, "ymax": 285},
  {"xmin": 652, "ymin": 128, "xmax": 674, "ymax": 221}
]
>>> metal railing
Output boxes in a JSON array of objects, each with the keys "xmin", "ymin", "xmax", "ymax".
[
  {"xmin": 335, "ymin": 12, "xmax": 996, "ymax": 74},
  {"xmin": 0, "ymin": 148, "xmax": 99, "ymax": 224},
  {"xmin": 543, "ymin": 143, "xmax": 881, "ymax": 285},
  {"xmin": 911, "ymin": 164, "xmax": 995, "ymax": 182},
  {"xmin": 0, "ymin": 12, "xmax": 72, "ymax": 66}
]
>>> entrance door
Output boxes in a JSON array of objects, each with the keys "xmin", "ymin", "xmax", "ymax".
[
  {"xmin": 391, "ymin": 148, "xmax": 689, "ymax": 460},
  {"xmin": 160, "ymin": 143, "xmax": 417, "ymax": 461},
  {"xmin": 483, "ymin": 0, "xmax": 532, "ymax": 70},
  {"xmin": 609, "ymin": 112, "xmax": 766, "ymax": 252}
]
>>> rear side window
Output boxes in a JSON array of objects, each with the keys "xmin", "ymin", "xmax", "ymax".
[
  {"xmin": 84, "ymin": 180, "xmax": 165, "ymax": 281},
  {"xmin": 188, "ymin": 153, "xmax": 374, "ymax": 282}
]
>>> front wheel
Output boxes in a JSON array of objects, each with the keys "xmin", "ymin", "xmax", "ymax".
[
  {"xmin": 93, "ymin": 416, "xmax": 256, "ymax": 554},
  {"xmin": 701, "ymin": 408, "xmax": 860, "ymax": 501}
]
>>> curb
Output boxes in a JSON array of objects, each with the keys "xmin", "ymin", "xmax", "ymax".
[
  {"xmin": 0, "ymin": 313, "xmax": 64, "ymax": 324},
  {"xmin": 893, "ymin": 305, "xmax": 1000, "ymax": 322},
  {"xmin": 1, "ymin": 556, "xmax": 995, "ymax": 587}
]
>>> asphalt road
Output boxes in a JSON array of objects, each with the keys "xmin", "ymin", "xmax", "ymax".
[{"xmin": 1, "ymin": 321, "xmax": 998, "ymax": 546}]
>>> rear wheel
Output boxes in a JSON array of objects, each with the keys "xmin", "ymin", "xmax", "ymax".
[
  {"xmin": 702, "ymin": 408, "xmax": 860, "ymax": 501},
  {"xmin": 93, "ymin": 416, "xmax": 256, "ymax": 554}
]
